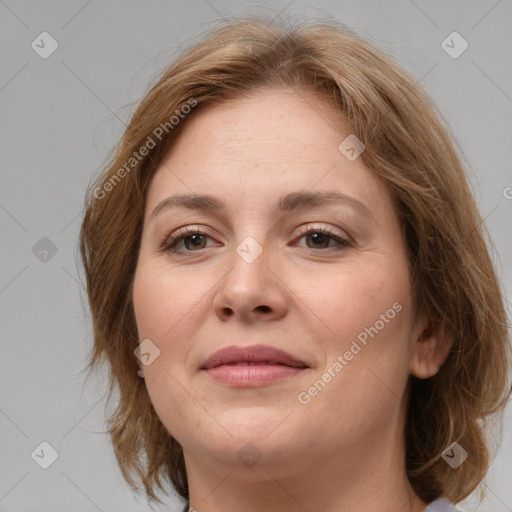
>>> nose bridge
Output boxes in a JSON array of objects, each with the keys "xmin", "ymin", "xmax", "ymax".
[
  {"xmin": 213, "ymin": 233, "xmax": 287, "ymax": 321},
  {"xmin": 226, "ymin": 234, "xmax": 271, "ymax": 297}
]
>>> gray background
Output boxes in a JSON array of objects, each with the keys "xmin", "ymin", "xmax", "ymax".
[{"xmin": 1, "ymin": 1, "xmax": 511, "ymax": 511}]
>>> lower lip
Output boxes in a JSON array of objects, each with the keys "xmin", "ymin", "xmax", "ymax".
[{"xmin": 203, "ymin": 364, "xmax": 306, "ymax": 386}]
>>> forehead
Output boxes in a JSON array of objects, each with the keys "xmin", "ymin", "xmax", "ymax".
[
  {"xmin": 145, "ymin": 87, "xmax": 389, "ymax": 220},
  {"xmin": 166, "ymin": 87, "xmax": 345, "ymax": 165}
]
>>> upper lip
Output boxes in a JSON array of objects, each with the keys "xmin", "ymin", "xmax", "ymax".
[{"xmin": 200, "ymin": 344, "xmax": 309, "ymax": 370}]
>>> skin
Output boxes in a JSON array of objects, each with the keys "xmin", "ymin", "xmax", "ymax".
[{"xmin": 132, "ymin": 87, "xmax": 453, "ymax": 512}]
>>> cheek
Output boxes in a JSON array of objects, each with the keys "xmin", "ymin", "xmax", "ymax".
[
  {"xmin": 132, "ymin": 263, "xmax": 211, "ymax": 441},
  {"xmin": 132, "ymin": 260, "xmax": 208, "ymax": 343},
  {"xmin": 299, "ymin": 256, "xmax": 412, "ymax": 351},
  {"xmin": 296, "ymin": 257, "xmax": 414, "ymax": 403}
]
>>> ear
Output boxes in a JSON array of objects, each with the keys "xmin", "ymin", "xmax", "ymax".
[
  {"xmin": 136, "ymin": 359, "xmax": 145, "ymax": 378},
  {"xmin": 410, "ymin": 315, "xmax": 455, "ymax": 379}
]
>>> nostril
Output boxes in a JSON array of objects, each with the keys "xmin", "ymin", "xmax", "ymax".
[{"xmin": 257, "ymin": 305, "xmax": 271, "ymax": 312}]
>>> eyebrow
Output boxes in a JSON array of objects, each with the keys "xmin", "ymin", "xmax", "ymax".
[{"xmin": 150, "ymin": 190, "xmax": 373, "ymax": 219}]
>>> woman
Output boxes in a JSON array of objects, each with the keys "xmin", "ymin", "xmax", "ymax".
[{"xmin": 79, "ymin": 17, "xmax": 511, "ymax": 512}]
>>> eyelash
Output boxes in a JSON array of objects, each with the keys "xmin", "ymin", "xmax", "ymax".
[{"xmin": 160, "ymin": 225, "xmax": 352, "ymax": 255}]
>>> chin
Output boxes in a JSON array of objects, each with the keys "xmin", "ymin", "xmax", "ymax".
[
  {"xmin": 192, "ymin": 429, "xmax": 301, "ymax": 474},
  {"xmin": 218, "ymin": 405, "xmax": 296, "ymax": 439}
]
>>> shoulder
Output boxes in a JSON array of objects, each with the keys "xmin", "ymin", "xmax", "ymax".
[{"xmin": 424, "ymin": 497, "xmax": 464, "ymax": 512}]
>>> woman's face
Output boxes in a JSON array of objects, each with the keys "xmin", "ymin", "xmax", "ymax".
[{"xmin": 132, "ymin": 87, "xmax": 421, "ymax": 474}]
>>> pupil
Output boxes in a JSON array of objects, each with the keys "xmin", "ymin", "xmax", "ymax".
[
  {"xmin": 186, "ymin": 234, "xmax": 204, "ymax": 249},
  {"xmin": 308, "ymin": 232, "xmax": 327, "ymax": 248}
]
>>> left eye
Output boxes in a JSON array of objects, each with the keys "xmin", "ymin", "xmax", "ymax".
[{"xmin": 292, "ymin": 227, "xmax": 351, "ymax": 251}]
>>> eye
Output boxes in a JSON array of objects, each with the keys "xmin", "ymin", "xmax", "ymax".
[
  {"xmin": 292, "ymin": 225, "xmax": 351, "ymax": 251},
  {"xmin": 160, "ymin": 224, "xmax": 352, "ymax": 255},
  {"xmin": 160, "ymin": 226, "xmax": 218, "ymax": 254}
]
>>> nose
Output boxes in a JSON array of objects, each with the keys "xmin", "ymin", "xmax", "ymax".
[{"xmin": 212, "ymin": 241, "xmax": 288, "ymax": 323}]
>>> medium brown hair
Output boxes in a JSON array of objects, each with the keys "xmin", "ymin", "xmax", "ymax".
[{"xmin": 79, "ymin": 16, "xmax": 511, "ymax": 506}]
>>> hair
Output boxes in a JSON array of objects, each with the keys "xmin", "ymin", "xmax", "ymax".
[{"xmin": 79, "ymin": 15, "xmax": 511, "ymax": 507}]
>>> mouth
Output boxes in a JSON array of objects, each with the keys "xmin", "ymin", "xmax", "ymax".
[{"xmin": 200, "ymin": 344, "xmax": 310, "ymax": 387}]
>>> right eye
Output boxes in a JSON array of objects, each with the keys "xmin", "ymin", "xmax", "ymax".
[{"xmin": 160, "ymin": 227, "xmax": 220, "ymax": 254}]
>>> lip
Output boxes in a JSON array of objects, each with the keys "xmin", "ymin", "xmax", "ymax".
[{"xmin": 200, "ymin": 344, "xmax": 309, "ymax": 387}]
